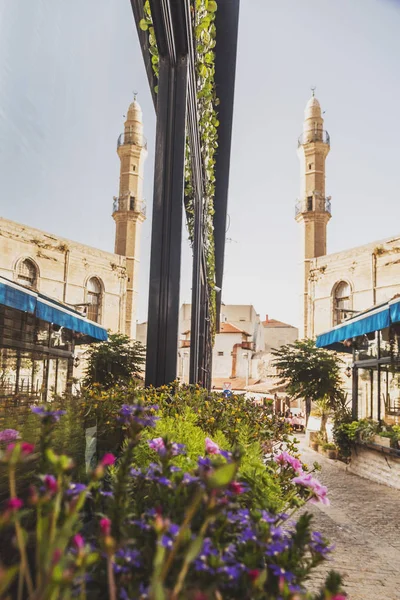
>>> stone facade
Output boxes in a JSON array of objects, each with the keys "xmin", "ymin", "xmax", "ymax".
[
  {"xmin": 295, "ymin": 95, "xmax": 400, "ymax": 339},
  {"xmin": 0, "ymin": 217, "xmax": 127, "ymax": 332},
  {"xmin": 308, "ymin": 236, "xmax": 400, "ymax": 338},
  {"xmin": 0, "ymin": 97, "xmax": 147, "ymax": 343}
]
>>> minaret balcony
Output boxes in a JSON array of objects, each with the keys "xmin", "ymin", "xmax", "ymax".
[
  {"xmin": 298, "ymin": 130, "xmax": 330, "ymax": 147},
  {"xmin": 113, "ymin": 195, "xmax": 146, "ymax": 217},
  {"xmin": 295, "ymin": 196, "xmax": 331, "ymax": 217},
  {"xmin": 117, "ymin": 132, "xmax": 147, "ymax": 150}
]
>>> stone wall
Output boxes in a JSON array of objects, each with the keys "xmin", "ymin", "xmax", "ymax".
[
  {"xmin": 0, "ymin": 217, "xmax": 128, "ymax": 333},
  {"xmin": 309, "ymin": 234, "xmax": 400, "ymax": 336},
  {"xmin": 349, "ymin": 444, "xmax": 400, "ymax": 490}
]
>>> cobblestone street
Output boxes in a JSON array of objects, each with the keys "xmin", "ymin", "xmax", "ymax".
[{"xmin": 299, "ymin": 439, "xmax": 400, "ymax": 599}]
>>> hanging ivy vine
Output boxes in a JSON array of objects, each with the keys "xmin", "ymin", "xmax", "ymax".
[{"xmin": 140, "ymin": 0, "xmax": 219, "ymax": 338}]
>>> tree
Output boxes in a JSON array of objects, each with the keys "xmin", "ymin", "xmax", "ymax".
[
  {"xmin": 83, "ymin": 333, "xmax": 146, "ymax": 389},
  {"xmin": 271, "ymin": 339, "xmax": 345, "ymax": 428}
]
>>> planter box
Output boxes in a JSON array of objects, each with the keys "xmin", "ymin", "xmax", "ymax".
[
  {"xmin": 350, "ymin": 443, "xmax": 400, "ymax": 489},
  {"xmin": 373, "ymin": 434, "xmax": 391, "ymax": 448},
  {"xmin": 311, "ymin": 442, "xmax": 319, "ymax": 452}
]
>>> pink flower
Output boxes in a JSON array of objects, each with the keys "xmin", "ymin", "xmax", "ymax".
[
  {"xmin": 21, "ymin": 442, "xmax": 35, "ymax": 455},
  {"xmin": 205, "ymin": 437, "xmax": 220, "ymax": 455},
  {"xmin": 52, "ymin": 549, "xmax": 62, "ymax": 565},
  {"xmin": 0, "ymin": 429, "xmax": 20, "ymax": 443},
  {"xmin": 248, "ymin": 569, "xmax": 260, "ymax": 582},
  {"xmin": 148, "ymin": 437, "xmax": 166, "ymax": 456},
  {"xmin": 44, "ymin": 475, "xmax": 58, "ymax": 494},
  {"xmin": 101, "ymin": 453, "xmax": 116, "ymax": 467},
  {"xmin": 100, "ymin": 517, "xmax": 111, "ymax": 536},
  {"xmin": 274, "ymin": 451, "xmax": 303, "ymax": 474},
  {"xmin": 332, "ymin": 596, "xmax": 347, "ymax": 600},
  {"xmin": 292, "ymin": 473, "xmax": 330, "ymax": 506},
  {"xmin": 229, "ymin": 481, "xmax": 245, "ymax": 494},
  {"xmin": 72, "ymin": 534, "xmax": 85, "ymax": 550},
  {"xmin": 7, "ymin": 497, "xmax": 23, "ymax": 511}
]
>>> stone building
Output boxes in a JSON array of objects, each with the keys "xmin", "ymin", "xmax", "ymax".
[
  {"xmin": 0, "ymin": 97, "xmax": 147, "ymax": 341},
  {"xmin": 295, "ymin": 92, "xmax": 400, "ymax": 339}
]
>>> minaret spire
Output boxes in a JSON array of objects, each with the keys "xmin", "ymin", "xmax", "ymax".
[
  {"xmin": 295, "ymin": 91, "xmax": 331, "ymax": 338},
  {"xmin": 112, "ymin": 96, "xmax": 148, "ymax": 339}
]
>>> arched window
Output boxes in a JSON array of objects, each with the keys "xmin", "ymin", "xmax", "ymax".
[
  {"xmin": 16, "ymin": 259, "xmax": 37, "ymax": 289},
  {"xmin": 333, "ymin": 281, "xmax": 351, "ymax": 325},
  {"xmin": 86, "ymin": 277, "xmax": 102, "ymax": 323}
]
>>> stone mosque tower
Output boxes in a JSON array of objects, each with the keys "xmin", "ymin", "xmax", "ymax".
[
  {"xmin": 113, "ymin": 96, "xmax": 147, "ymax": 339},
  {"xmin": 295, "ymin": 91, "xmax": 331, "ymax": 338}
]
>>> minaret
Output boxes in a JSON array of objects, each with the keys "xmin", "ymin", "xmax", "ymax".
[
  {"xmin": 295, "ymin": 91, "xmax": 331, "ymax": 338},
  {"xmin": 113, "ymin": 96, "xmax": 147, "ymax": 339}
]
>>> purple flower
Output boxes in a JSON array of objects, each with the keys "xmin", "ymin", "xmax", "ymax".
[
  {"xmin": 239, "ymin": 528, "xmax": 257, "ymax": 543},
  {"xmin": 218, "ymin": 564, "xmax": 243, "ymax": 580},
  {"xmin": 269, "ymin": 565, "xmax": 295, "ymax": 582},
  {"xmin": 160, "ymin": 534, "xmax": 174, "ymax": 548},
  {"xmin": 148, "ymin": 437, "xmax": 166, "ymax": 456},
  {"xmin": 115, "ymin": 547, "xmax": 141, "ymax": 568},
  {"xmin": 182, "ymin": 473, "xmax": 199, "ymax": 485},
  {"xmin": 157, "ymin": 476, "xmax": 172, "ymax": 487},
  {"xmin": 274, "ymin": 451, "xmax": 303, "ymax": 474},
  {"xmin": 310, "ymin": 531, "xmax": 334, "ymax": 556},
  {"xmin": 67, "ymin": 483, "xmax": 88, "ymax": 497},
  {"xmin": 205, "ymin": 437, "xmax": 220, "ymax": 455},
  {"xmin": 266, "ymin": 540, "xmax": 291, "ymax": 556},
  {"xmin": 169, "ymin": 465, "xmax": 181, "ymax": 473},
  {"xmin": 100, "ymin": 490, "xmax": 114, "ymax": 497},
  {"xmin": 170, "ymin": 442, "xmax": 186, "ymax": 456},
  {"xmin": 31, "ymin": 406, "xmax": 66, "ymax": 422},
  {"xmin": 130, "ymin": 468, "xmax": 142, "ymax": 478},
  {"xmin": 0, "ymin": 429, "xmax": 20, "ymax": 443},
  {"xmin": 292, "ymin": 473, "xmax": 330, "ymax": 505},
  {"xmin": 119, "ymin": 404, "xmax": 158, "ymax": 428},
  {"xmin": 197, "ymin": 456, "xmax": 212, "ymax": 470}
]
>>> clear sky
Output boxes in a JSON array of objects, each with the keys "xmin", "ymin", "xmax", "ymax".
[{"xmin": 1, "ymin": 0, "xmax": 400, "ymax": 327}]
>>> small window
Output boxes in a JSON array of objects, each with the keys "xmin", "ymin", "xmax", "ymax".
[
  {"xmin": 87, "ymin": 277, "xmax": 102, "ymax": 323},
  {"xmin": 218, "ymin": 351, "xmax": 224, "ymax": 356},
  {"xmin": 16, "ymin": 259, "xmax": 37, "ymax": 289},
  {"xmin": 307, "ymin": 196, "xmax": 313, "ymax": 211},
  {"xmin": 308, "ymin": 163, "xmax": 312, "ymax": 170},
  {"xmin": 333, "ymin": 281, "xmax": 351, "ymax": 326},
  {"xmin": 130, "ymin": 197, "xmax": 135, "ymax": 210},
  {"xmin": 131, "ymin": 165, "xmax": 136, "ymax": 172}
]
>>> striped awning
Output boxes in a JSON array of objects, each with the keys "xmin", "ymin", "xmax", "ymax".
[{"xmin": 0, "ymin": 276, "xmax": 107, "ymax": 342}]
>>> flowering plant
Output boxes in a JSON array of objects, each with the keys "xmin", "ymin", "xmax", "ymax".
[{"xmin": 0, "ymin": 399, "xmax": 345, "ymax": 600}]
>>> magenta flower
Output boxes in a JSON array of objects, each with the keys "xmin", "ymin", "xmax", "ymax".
[
  {"xmin": 229, "ymin": 481, "xmax": 245, "ymax": 494},
  {"xmin": 292, "ymin": 473, "xmax": 330, "ymax": 506},
  {"xmin": 331, "ymin": 596, "xmax": 347, "ymax": 600},
  {"xmin": 0, "ymin": 429, "xmax": 20, "ymax": 443},
  {"xmin": 205, "ymin": 437, "xmax": 220, "ymax": 455},
  {"xmin": 73, "ymin": 534, "xmax": 85, "ymax": 550},
  {"xmin": 148, "ymin": 437, "xmax": 166, "ymax": 456},
  {"xmin": 7, "ymin": 497, "xmax": 23, "ymax": 511},
  {"xmin": 21, "ymin": 442, "xmax": 35, "ymax": 455},
  {"xmin": 101, "ymin": 453, "xmax": 116, "ymax": 467},
  {"xmin": 100, "ymin": 517, "xmax": 111, "ymax": 536},
  {"xmin": 274, "ymin": 451, "xmax": 303, "ymax": 474},
  {"xmin": 44, "ymin": 474, "xmax": 58, "ymax": 494}
]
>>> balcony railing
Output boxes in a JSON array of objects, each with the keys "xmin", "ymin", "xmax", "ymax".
[
  {"xmin": 298, "ymin": 130, "xmax": 330, "ymax": 147},
  {"xmin": 117, "ymin": 132, "xmax": 147, "ymax": 150},
  {"xmin": 112, "ymin": 195, "xmax": 146, "ymax": 217},
  {"xmin": 295, "ymin": 196, "xmax": 332, "ymax": 217}
]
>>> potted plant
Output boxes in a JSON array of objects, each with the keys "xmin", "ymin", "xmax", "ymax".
[
  {"xmin": 322, "ymin": 442, "xmax": 338, "ymax": 459},
  {"xmin": 374, "ymin": 431, "xmax": 392, "ymax": 448}
]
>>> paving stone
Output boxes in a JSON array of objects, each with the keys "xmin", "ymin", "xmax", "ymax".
[{"xmin": 298, "ymin": 438, "xmax": 400, "ymax": 600}]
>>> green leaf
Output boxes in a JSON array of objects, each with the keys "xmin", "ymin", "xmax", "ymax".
[
  {"xmin": 208, "ymin": 461, "xmax": 237, "ymax": 488},
  {"xmin": 0, "ymin": 565, "xmax": 19, "ymax": 596},
  {"xmin": 46, "ymin": 448, "xmax": 58, "ymax": 465},
  {"xmin": 139, "ymin": 19, "xmax": 149, "ymax": 31},
  {"xmin": 208, "ymin": 0, "xmax": 218, "ymax": 12},
  {"xmin": 185, "ymin": 535, "xmax": 204, "ymax": 562}
]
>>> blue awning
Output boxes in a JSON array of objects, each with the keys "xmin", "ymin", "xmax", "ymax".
[
  {"xmin": 389, "ymin": 298, "xmax": 400, "ymax": 325},
  {"xmin": 316, "ymin": 304, "xmax": 390, "ymax": 349},
  {"xmin": 0, "ymin": 276, "xmax": 107, "ymax": 342}
]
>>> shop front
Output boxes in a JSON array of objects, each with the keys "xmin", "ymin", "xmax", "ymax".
[{"xmin": 0, "ymin": 276, "xmax": 107, "ymax": 404}]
